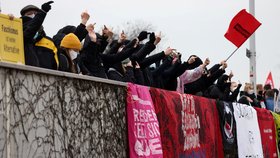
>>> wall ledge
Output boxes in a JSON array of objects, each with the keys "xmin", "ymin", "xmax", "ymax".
[{"xmin": 0, "ymin": 61, "xmax": 127, "ymax": 87}]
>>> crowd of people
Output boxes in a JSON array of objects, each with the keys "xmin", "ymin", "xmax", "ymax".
[{"xmin": 6, "ymin": 2, "xmax": 280, "ymax": 112}]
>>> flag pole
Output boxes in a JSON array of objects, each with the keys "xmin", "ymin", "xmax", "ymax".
[
  {"xmin": 249, "ymin": 0, "xmax": 257, "ymax": 94},
  {"xmin": 225, "ymin": 47, "xmax": 239, "ymax": 62}
]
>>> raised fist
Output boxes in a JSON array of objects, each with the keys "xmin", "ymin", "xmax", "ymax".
[
  {"xmin": 137, "ymin": 31, "xmax": 148, "ymax": 41},
  {"xmin": 41, "ymin": 1, "xmax": 54, "ymax": 13}
]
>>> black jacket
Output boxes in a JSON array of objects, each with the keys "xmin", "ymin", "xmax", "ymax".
[
  {"xmin": 207, "ymin": 75, "xmax": 240, "ymax": 102},
  {"xmin": 152, "ymin": 56, "xmax": 172, "ymax": 88},
  {"xmin": 22, "ymin": 11, "xmax": 47, "ymax": 66},
  {"xmin": 80, "ymin": 40, "xmax": 107, "ymax": 78},
  {"xmin": 138, "ymin": 51, "xmax": 166, "ymax": 86},
  {"xmin": 184, "ymin": 64, "xmax": 225, "ymax": 95},
  {"xmin": 107, "ymin": 66, "xmax": 135, "ymax": 82},
  {"xmin": 35, "ymin": 35, "xmax": 58, "ymax": 70}
]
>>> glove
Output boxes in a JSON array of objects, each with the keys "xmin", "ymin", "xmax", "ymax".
[
  {"xmin": 41, "ymin": 1, "xmax": 54, "ymax": 13},
  {"xmin": 137, "ymin": 31, "xmax": 148, "ymax": 41},
  {"xmin": 237, "ymin": 83, "xmax": 242, "ymax": 89},
  {"xmin": 148, "ymin": 32, "xmax": 156, "ymax": 44}
]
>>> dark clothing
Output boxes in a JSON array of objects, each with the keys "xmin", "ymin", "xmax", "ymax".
[
  {"xmin": 53, "ymin": 23, "xmax": 88, "ymax": 47},
  {"xmin": 35, "ymin": 36, "xmax": 58, "ymax": 70},
  {"xmin": 107, "ymin": 67, "xmax": 135, "ymax": 82},
  {"xmin": 162, "ymin": 60, "xmax": 192, "ymax": 91},
  {"xmin": 80, "ymin": 37, "xmax": 136, "ymax": 79},
  {"xmin": 102, "ymin": 39, "xmax": 138, "ymax": 74},
  {"xmin": 22, "ymin": 11, "xmax": 47, "ymax": 66},
  {"xmin": 58, "ymin": 53, "xmax": 69, "ymax": 72},
  {"xmin": 208, "ymin": 83, "xmax": 231, "ymax": 101},
  {"xmin": 138, "ymin": 51, "xmax": 166, "ymax": 86},
  {"xmin": 207, "ymin": 73, "xmax": 241, "ymax": 102},
  {"xmin": 152, "ymin": 56, "xmax": 172, "ymax": 89},
  {"xmin": 80, "ymin": 40, "xmax": 107, "ymax": 78},
  {"xmin": 184, "ymin": 64, "xmax": 225, "ymax": 95},
  {"xmin": 134, "ymin": 68, "xmax": 145, "ymax": 85},
  {"xmin": 57, "ymin": 49, "xmax": 80, "ymax": 74},
  {"xmin": 238, "ymin": 92, "xmax": 261, "ymax": 108},
  {"xmin": 130, "ymin": 42, "xmax": 156, "ymax": 62}
]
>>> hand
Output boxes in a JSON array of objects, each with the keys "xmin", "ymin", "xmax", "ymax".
[
  {"xmin": 41, "ymin": 1, "xmax": 54, "ymax": 13},
  {"xmin": 164, "ymin": 47, "xmax": 173, "ymax": 56},
  {"xmin": 137, "ymin": 31, "xmax": 148, "ymax": 41},
  {"xmin": 8, "ymin": 14, "xmax": 14, "ymax": 20},
  {"xmin": 126, "ymin": 61, "xmax": 133, "ymax": 67},
  {"xmin": 81, "ymin": 11, "xmax": 90, "ymax": 25},
  {"xmin": 221, "ymin": 62, "xmax": 228, "ymax": 69},
  {"xmin": 237, "ymin": 83, "xmax": 242, "ymax": 88},
  {"xmin": 154, "ymin": 32, "xmax": 161, "ymax": 45},
  {"xmin": 220, "ymin": 60, "xmax": 226, "ymax": 65},
  {"xmin": 188, "ymin": 56, "xmax": 197, "ymax": 64},
  {"xmin": 135, "ymin": 62, "xmax": 140, "ymax": 69},
  {"xmin": 204, "ymin": 58, "xmax": 210, "ymax": 66},
  {"xmin": 246, "ymin": 96, "xmax": 253, "ymax": 103},
  {"xmin": 86, "ymin": 23, "xmax": 95, "ymax": 32},
  {"xmin": 102, "ymin": 25, "xmax": 113, "ymax": 39},
  {"xmin": 172, "ymin": 57, "xmax": 179, "ymax": 64},
  {"xmin": 229, "ymin": 70, "xmax": 234, "ymax": 79},
  {"xmin": 88, "ymin": 25, "xmax": 97, "ymax": 42},
  {"xmin": 118, "ymin": 30, "xmax": 126, "ymax": 43},
  {"xmin": 134, "ymin": 40, "xmax": 139, "ymax": 48}
]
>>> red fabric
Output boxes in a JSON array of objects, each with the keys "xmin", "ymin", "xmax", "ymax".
[
  {"xmin": 265, "ymin": 71, "xmax": 275, "ymax": 89},
  {"xmin": 225, "ymin": 9, "xmax": 261, "ymax": 47},
  {"xmin": 255, "ymin": 108, "xmax": 278, "ymax": 158},
  {"xmin": 150, "ymin": 88, "xmax": 224, "ymax": 158},
  {"xmin": 126, "ymin": 83, "xmax": 163, "ymax": 158}
]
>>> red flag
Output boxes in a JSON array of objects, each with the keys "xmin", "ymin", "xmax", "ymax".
[
  {"xmin": 265, "ymin": 71, "xmax": 274, "ymax": 89},
  {"xmin": 225, "ymin": 9, "xmax": 261, "ymax": 47}
]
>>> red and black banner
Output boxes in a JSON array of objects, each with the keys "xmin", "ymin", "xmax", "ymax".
[
  {"xmin": 216, "ymin": 101, "xmax": 238, "ymax": 157},
  {"xmin": 150, "ymin": 88, "xmax": 223, "ymax": 158}
]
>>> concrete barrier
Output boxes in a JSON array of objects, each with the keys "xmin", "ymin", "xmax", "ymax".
[{"xmin": 0, "ymin": 62, "xmax": 128, "ymax": 158}]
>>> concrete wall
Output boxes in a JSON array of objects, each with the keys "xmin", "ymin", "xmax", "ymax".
[{"xmin": 0, "ymin": 62, "xmax": 128, "ymax": 158}]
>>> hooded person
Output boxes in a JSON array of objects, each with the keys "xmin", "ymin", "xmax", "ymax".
[
  {"xmin": 207, "ymin": 74, "xmax": 231, "ymax": 101},
  {"xmin": 59, "ymin": 33, "xmax": 82, "ymax": 73},
  {"xmin": 238, "ymin": 83, "xmax": 261, "ymax": 107},
  {"xmin": 176, "ymin": 56, "xmax": 210, "ymax": 93},
  {"xmin": 184, "ymin": 60, "xmax": 227, "ymax": 95},
  {"xmin": 207, "ymin": 73, "xmax": 241, "ymax": 102},
  {"xmin": 20, "ymin": 1, "xmax": 54, "ymax": 67}
]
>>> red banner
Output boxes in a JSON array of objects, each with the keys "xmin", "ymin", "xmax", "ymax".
[
  {"xmin": 265, "ymin": 71, "xmax": 275, "ymax": 89},
  {"xmin": 255, "ymin": 107, "xmax": 278, "ymax": 158},
  {"xmin": 225, "ymin": 9, "xmax": 261, "ymax": 47},
  {"xmin": 150, "ymin": 88, "xmax": 223, "ymax": 158},
  {"xmin": 126, "ymin": 83, "xmax": 163, "ymax": 158}
]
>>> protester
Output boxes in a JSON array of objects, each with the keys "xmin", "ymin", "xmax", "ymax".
[
  {"xmin": 207, "ymin": 71, "xmax": 241, "ymax": 102},
  {"xmin": 59, "ymin": 33, "xmax": 82, "ymax": 73},
  {"xmin": 265, "ymin": 89, "xmax": 275, "ymax": 111},
  {"xmin": 21, "ymin": 1, "xmax": 54, "ymax": 67},
  {"xmin": 238, "ymin": 83, "xmax": 261, "ymax": 107},
  {"xmin": 4, "ymin": 2, "xmax": 277, "ymax": 104},
  {"xmin": 176, "ymin": 56, "xmax": 210, "ymax": 93},
  {"xmin": 184, "ymin": 60, "xmax": 228, "ymax": 96}
]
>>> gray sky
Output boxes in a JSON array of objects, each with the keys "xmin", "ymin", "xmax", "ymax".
[{"xmin": 1, "ymin": 0, "xmax": 280, "ymax": 88}]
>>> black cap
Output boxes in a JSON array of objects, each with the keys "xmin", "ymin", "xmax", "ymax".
[{"xmin": 20, "ymin": 5, "xmax": 40, "ymax": 16}]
